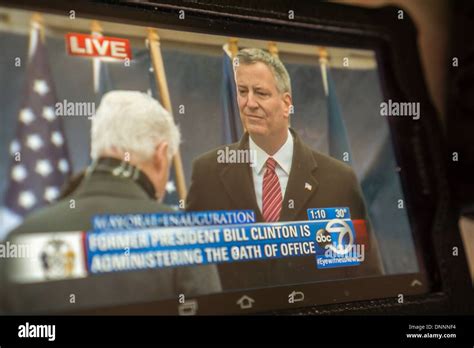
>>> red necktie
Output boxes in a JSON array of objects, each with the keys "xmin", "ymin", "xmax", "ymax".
[{"xmin": 262, "ymin": 157, "xmax": 282, "ymax": 222}]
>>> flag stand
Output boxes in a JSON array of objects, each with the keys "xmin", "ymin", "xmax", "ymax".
[
  {"xmin": 228, "ymin": 38, "xmax": 238, "ymax": 58},
  {"xmin": 147, "ymin": 28, "xmax": 187, "ymax": 202},
  {"xmin": 30, "ymin": 13, "xmax": 45, "ymax": 43},
  {"xmin": 91, "ymin": 20, "xmax": 103, "ymax": 95},
  {"xmin": 318, "ymin": 47, "xmax": 329, "ymax": 96},
  {"xmin": 268, "ymin": 41, "xmax": 279, "ymax": 57}
]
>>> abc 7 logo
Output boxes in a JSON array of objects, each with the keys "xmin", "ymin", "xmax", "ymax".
[{"xmin": 316, "ymin": 219, "xmax": 354, "ymax": 255}]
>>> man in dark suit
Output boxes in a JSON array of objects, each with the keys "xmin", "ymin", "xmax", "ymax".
[
  {"xmin": 1, "ymin": 91, "xmax": 221, "ymax": 314},
  {"xmin": 186, "ymin": 48, "xmax": 383, "ymax": 289}
]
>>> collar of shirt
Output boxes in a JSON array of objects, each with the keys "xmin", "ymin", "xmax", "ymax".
[{"xmin": 249, "ymin": 129, "xmax": 294, "ymax": 175}]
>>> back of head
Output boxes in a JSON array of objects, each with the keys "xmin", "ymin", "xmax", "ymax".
[{"xmin": 90, "ymin": 90, "xmax": 181, "ymax": 163}]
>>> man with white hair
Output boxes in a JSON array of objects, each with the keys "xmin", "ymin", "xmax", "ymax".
[{"xmin": 1, "ymin": 91, "xmax": 221, "ymax": 314}]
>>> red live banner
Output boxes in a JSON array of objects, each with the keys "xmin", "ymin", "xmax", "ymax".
[{"xmin": 65, "ymin": 33, "xmax": 132, "ymax": 60}]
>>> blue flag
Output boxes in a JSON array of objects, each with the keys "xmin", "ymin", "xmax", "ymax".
[
  {"xmin": 325, "ymin": 68, "xmax": 353, "ymax": 165},
  {"xmin": 361, "ymin": 138, "xmax": 393, "ymax": 204},
  {"xmin": 221, "ymin": 48, "xmax": 242, "ymax": 144}
]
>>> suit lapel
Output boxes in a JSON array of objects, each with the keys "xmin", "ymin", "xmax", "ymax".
[
  {"xmin": 218, "ymin": 129, "xmax": 318, "ymax": 222},
  {"xmin": 280, "ymin": 128, "xmax": 319, "ymax": 221},
  {"xmin": 218, "ymin": 133, "xmax": 264, "ymax": 221}
]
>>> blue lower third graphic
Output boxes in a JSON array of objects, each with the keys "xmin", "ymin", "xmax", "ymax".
[{"xmin": 85, "ymin": 218, "xmax": 364, "ymax": 274}]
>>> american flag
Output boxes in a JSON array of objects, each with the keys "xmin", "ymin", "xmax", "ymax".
[{"xmin": 3, "ymin": 23, "xmax": 71, "ymax": 226}]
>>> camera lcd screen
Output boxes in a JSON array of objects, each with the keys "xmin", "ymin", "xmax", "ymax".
[{"xmin": 0, "ymin": 5, "xmax": 430, "ymax": 314}]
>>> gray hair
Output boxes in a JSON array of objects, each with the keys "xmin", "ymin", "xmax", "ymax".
[
  {"xmin": 236, "ymin": 48, "xmax": 291, "ymax": 95},
  {"xmin": 91, "ymin": 90, "xmax": 181, "ymax": 163}
]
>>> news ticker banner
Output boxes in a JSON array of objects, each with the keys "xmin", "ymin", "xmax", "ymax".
[{"xmin": 7, "ymin": 208, "xmax": 365, "ymax": 284}]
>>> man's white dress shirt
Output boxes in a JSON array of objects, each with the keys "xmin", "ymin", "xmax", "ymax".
[{"xmin": 249, "ymin": 129, "xmax": 294, "ymax": 213}]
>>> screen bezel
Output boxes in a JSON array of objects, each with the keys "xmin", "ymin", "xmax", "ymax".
[{"xmin": 0, "ymin": 0, "xmax": 449, "ymax": 315}]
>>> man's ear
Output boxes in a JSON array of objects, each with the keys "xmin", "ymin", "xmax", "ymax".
[
  {"xmin": 154, "ymin": 142, "xmax": 169, "ymax": 170},
  {"xmin": 282, "ymin": 93, "xmax": 292, "ymax": 118}
]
